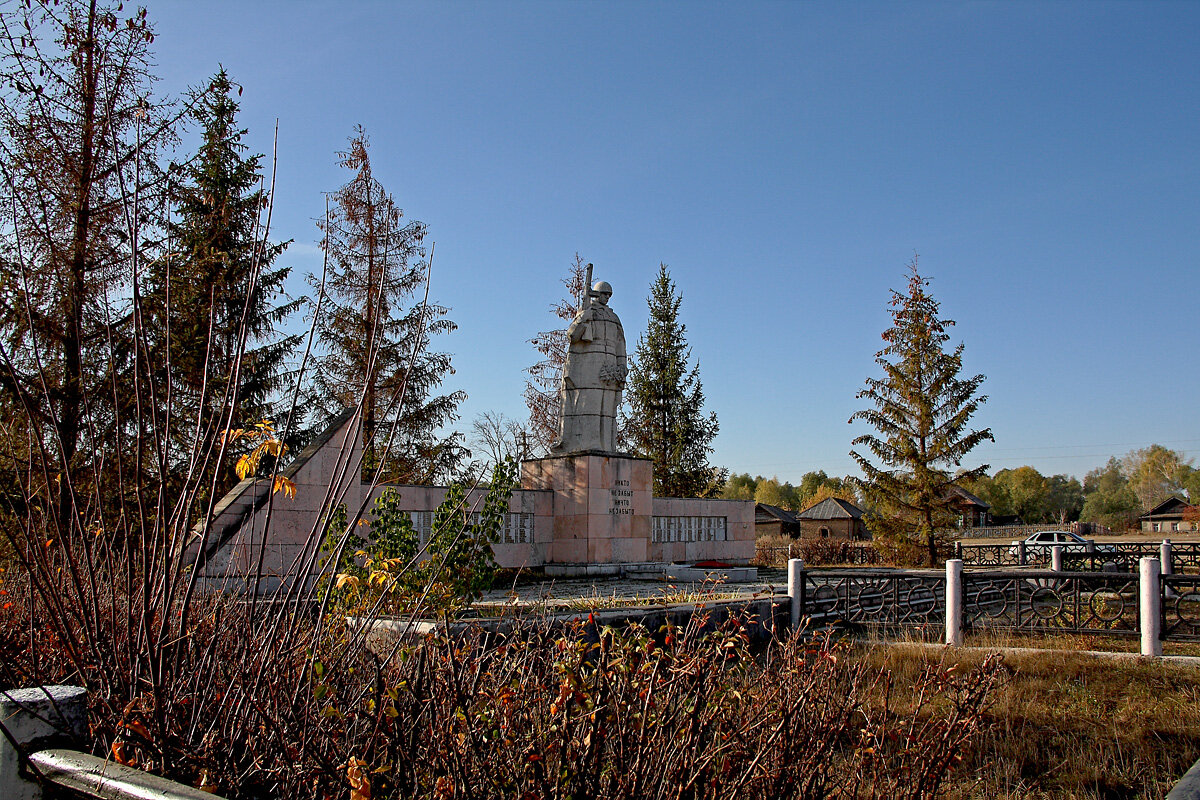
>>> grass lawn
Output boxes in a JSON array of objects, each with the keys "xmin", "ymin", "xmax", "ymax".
[{"xmin": 864, "ymin": 642, "xmax": 1200, "ymax": 799}]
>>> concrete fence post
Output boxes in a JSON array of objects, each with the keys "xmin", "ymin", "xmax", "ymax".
[
  {"xmin": 1017, "ymin": 540, "xmax": 1027, "ymax": 566},
  {"xmin": 787, "ymin": 558, "xmax": 805, "ymax": 632},
  {"xmin": 0, "ymin": 686, "xmax": 88, "ymax": 800},
  {"xmin": 1051, "ymin": 545, "xmax": 1063, "ymax": 572},
  {"xmin": 945, "ymin": 559, "xmax": 964, "ymax": 647},
  {"xmin": 1139, "ymin": 557, "xmax": 1162, "ymax": 658}
]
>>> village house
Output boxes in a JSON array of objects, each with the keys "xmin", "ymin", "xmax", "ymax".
[
  {"xmin": 1139, "ymin": 496, "xmax": 1198, "ymax": 534},
  {"xmin": 795, "ymin": 497, "xmax": 868, "ymax": 540},
  {"xmin": 754, "ymin": 503, "xmax": 801, "ymax": 538},
  {"xmin": 944, "ymin": 485, "xmax": 991, "ymax": 528}
]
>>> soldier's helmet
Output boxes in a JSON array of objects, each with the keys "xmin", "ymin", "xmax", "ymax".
[{"xmin": 593, "ymin": 280, "xmax": 613, "ymax": 300}]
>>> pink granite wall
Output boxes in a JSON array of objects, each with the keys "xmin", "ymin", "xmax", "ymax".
[{"xmin": 650, "ymin": 497, "xmax": 755, "ymax": 564}]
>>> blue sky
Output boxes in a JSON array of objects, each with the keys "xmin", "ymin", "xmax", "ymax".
[{"xmin": 149, "ymin": 1, "xmax": 1199, "ymax": 483}]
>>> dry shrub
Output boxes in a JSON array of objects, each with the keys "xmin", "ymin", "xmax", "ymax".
[
  {"xmin": 0, "ymin": 558, "xmax": 1006, "ymax": 800},
  {"xmin": 755, "ymin": 536, "xmax": 881, "ymax": 568}
]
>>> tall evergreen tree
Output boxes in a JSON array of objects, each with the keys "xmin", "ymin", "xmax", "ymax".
[
  {"xmin": 310, "ymin": 127, "xmax": 465, "ymax": 483},
  {"xmin": 849, "ymin": 260, "xmax": 993, "ymax": 565},
  {"xmin": 0, "ymin": 0, "xmax": 180, "ymax": 534},
  {"xmin": 623, "ymin": 264, "xmax": 722, "ymax": 498},
  {"xmin": 159, "ymin": 69, "xmax": 299, "ymax": 444}
]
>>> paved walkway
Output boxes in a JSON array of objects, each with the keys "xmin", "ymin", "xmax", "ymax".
[{"xmin": 479, "ymin": 568, "xmax": 789, "ymax": 607}]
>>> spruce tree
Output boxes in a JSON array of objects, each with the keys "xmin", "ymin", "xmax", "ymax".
[
  {"xmin": 849, "ymin": 260, "xmax": 993, "ymax": 565},
  {"xmin": 623, "ymin": 264, "xmax": 722, "ymax": 498},
  {"xmin": 161, "ymin": 69, "xmax": 299, "ymax": 439},
  {"xmin": 310, "ymin": 127, "xmax": 465, "ymax": 483}
]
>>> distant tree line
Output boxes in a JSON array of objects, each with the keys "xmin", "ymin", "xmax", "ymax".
[
  {"xmin": 961, "ymin": 445, "xmax": 1199, "ymax": 530},
  {"xmin": 722, "ymin": 471, "xmax": 859, "ymax": 511}
]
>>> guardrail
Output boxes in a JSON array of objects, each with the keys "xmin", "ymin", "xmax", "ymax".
[{"xmin": 0, "ymin": 686, "xmax": 227, "ymax": 800}]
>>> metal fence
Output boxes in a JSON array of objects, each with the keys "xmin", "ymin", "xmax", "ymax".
[
  {"xmin": 799, "ymin": 569, "xmax": 944, "ymax": 628},
  {"xmin": 793, "ymin": 564, "xmax": 1199, "ymax": 642},
  {"xmin": 962, "ymin": 570, "xmax": 1140, "ymax": 635},
  {"xmin": 1163, "ymin": 574, "xmax": 1200, "ymax": 640},
  {"xmin": 957, "ymin": 541, "xmax": 1200, "ymax": 572}
]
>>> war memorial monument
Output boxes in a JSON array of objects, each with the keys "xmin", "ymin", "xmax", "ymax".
[{"xmin": 189, "ymin": 273, "xmax": 754, "ymax": 590}]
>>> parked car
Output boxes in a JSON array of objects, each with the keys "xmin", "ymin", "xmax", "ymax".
[{"xmin": 1008, "ymin": 530, "xmax": 1113, "ymax": 559}]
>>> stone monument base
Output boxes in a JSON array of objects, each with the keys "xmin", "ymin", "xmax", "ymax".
[{"xmin": 521, "ymin": 452, "xmax": 653, "ymax": 564}]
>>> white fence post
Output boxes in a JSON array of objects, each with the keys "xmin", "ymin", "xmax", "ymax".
[
  {"xmin": 0, "ymin": 686, "xmax": 88, "ymax": 800},
  {"xmin": 1051, "ymin": 545, "xmax": 1063, "ymax": 572},
  {"xmin": 945, "ymin": 559, "xmax": 964, "ymax": 647},
  {"xmin": 1139, "ymin": 557, "xmax": 1162, "ymax": 658},
  {"xmin": 787, "ymin": 558, "xmax": 805, "ymax": 632}
]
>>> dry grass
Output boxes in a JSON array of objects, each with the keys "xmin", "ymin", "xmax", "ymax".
[{"xmin": 859, "ymin": 643, "xmax": 1200, "ymax": 799}]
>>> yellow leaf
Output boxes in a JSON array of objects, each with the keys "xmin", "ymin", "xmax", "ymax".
[
  {"xmin": 235, "ymin": 454, "xmax": 252, "ymax": 480},
  {"xmin": 273, "ymin": 476, "xmax": 296, "ymax": 498},
  {"xmin": 336, "ymin": 574, "xmax": 360, "ymax": 590},
  {"xmin": 347, "ymin": 757, "xmax": 372, "ymax": 800}
]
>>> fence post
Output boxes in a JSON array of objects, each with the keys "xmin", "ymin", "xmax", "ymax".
[
  {"xmin": 1161, "ymin": 540, "xmax": 1174, "ymax": 599},
  {"xmin": 1139, "ymin": 557, "xmax": 1162, "ymax": 658},
  {"xmin": 954, "ymin": 541, "xmax": 963, "ymax": 560},
  {"xmin": 1017, "ymin": 540, "xmax": 1027, "ymax": 566},
  {"xmin": 945, "ymin": 559, "xmax": 964, "ymax": 647},
  {"xmin": 0, "ymin": 686, "xmax": 88, "ymax": 800},
  {"xmin": 1051, "ymin": 545, "xmax": 1063, "ymax": 572},
  {"xmin": 787, "ymin": 558, "xmax": 805, "ymax": 632}
]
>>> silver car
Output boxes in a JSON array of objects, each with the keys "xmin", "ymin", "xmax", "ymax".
[{"xmin": 1008, "ymin": 530, "xmax": 1104, "ymax": 558}]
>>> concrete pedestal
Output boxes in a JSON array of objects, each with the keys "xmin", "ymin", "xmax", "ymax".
[{"xmin": 522, "ymin": 452, "xmax": 653, "ymax": 564}]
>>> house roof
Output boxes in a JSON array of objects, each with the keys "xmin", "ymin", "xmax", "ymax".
[
  {"xmin": 755, "ymin": 503, "xmax": 799, "ymax": 524},
  {"xmin": 1139, "ymin": 496, "xmax": 1194, "ymax": 521},
  {"xmin": 945, "ymin": 484, "xmax": 990, "ymax": 509},
  {"xmin": 797, "ymin": 497, "xmax": 863, "ymax": 520}
]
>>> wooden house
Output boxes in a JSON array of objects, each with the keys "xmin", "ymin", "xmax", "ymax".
[
  {"xmin": 796, "ymin": 497, "xmax": 868, "ymax": 541},
  {"xmin": 1139, "ymin": 497, "xmax": 1198, "ymax": 534}
]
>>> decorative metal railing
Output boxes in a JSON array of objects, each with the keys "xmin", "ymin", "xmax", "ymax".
[
  {"xmin": 1162, "ymin": 575, "xmax": 1200, "ymax": 641},
  {"xmin": 957, "ymin": 541, "xmax": 1200, "ymax": 572},
  {"xmin": 791, "ymin": 567, "xmax": 1181, "ymax": 639},
  {"xmin": 800, "ymin": 569, "xmax": 945, "ymax": 628},
  {"xmin": 961, "ymin": 571, "xmax": 1140, "ymax": 635}
]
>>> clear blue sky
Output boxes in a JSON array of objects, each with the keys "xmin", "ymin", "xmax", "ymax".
[{"xmin": 149, "ymin": 1, "xmax": 1199, "ymax": 483}]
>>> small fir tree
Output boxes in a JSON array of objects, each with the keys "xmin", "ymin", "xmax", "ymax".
[
  {"xmin": 849, "ymin": 260, "xmax": 993, "ymax": 565},
  {"xmin": 310, "ymin": 127, "xmax": 465, "ymax": 483},
  {"xmin": 623, "ymin": 264, "xmax": 723, "ymax": 498}
]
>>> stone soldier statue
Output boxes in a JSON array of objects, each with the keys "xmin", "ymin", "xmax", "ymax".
[{"xmin": 551, "ymin": 271, "xmax": 627, "ymax": 453}]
